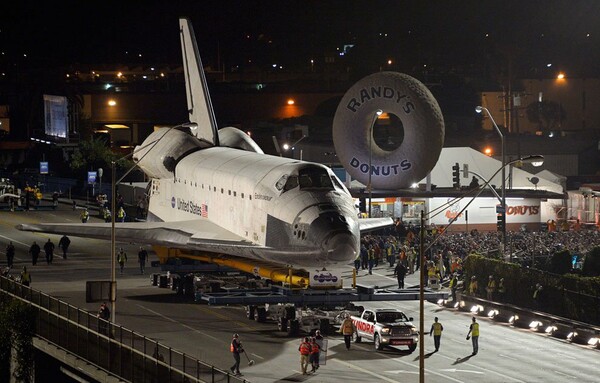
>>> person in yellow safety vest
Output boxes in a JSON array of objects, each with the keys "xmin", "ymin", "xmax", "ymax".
[
  {"xmin": 430, "ymin": 317, "xmax": 444, "ymax": 352},
  {"xmin": 229, "ymin": 333, "xmax": 243, "ymax": 376},
  {"xmin": 466, "ymin": 317, "xmax": 479, "ymax": 355},
  {"xmin": 103, "ymin": 207, "xmax": 112, "ymax": 222},
  {"xmin": 486, "ymin": 275, "xmax": 496, "ymax": 301},
  {"xmin": 298, "ymin": 337, "xmax": 311, "ymax": 375},
  {"xmin": 339, "ymin": 314, "xmax": 356, "ymax": 350},
  {"xmin": 80, "ymin": 208, "xmax": 89, "ymax": 223},
  {"xmin": 20, "ymin": 266, "xmax": 31, "ymax": 287},
  {"xmin": 117, "ymin": 248, "xmax": 127, "ymax": 274},
  {"xmin": 367, "ymin": 245, "xmax": 375, "ymax": 274},
  {"xmin": 497, "ymin": 278, "xmax": 506, "ymax": 302},
  {"xmin": 117, "ymin": 206, "xmax": 126, "ymax": 222},
  {"xmin": 449, "ymin": 273, "xmax": 458, "ymax": 301},
  {"xmin": 468, "ymin": 276, "xmax": 478, "ymax": 296}
]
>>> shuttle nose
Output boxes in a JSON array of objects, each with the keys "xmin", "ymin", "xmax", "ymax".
[{"xmin": 324, "ymin": 232, "xmax": 357, "ymax": 263}]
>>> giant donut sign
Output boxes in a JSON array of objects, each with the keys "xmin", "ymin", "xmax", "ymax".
[{"xmin": 333, "ymin": 72, "xmax": 445, "ymax": 190}]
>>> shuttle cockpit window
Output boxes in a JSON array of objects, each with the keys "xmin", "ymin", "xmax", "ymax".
[
  {"xmin": 330, "ymin": 175, "xmax": 344, "ymax": 190},
  {"xmin": 298, "ymin": 166, "xmax": 334, "ymax": 190}
]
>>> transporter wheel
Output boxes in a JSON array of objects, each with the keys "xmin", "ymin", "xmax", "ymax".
[
  {"xmin": 318, "ymin": 319, "xmax": 330, "ymax": 335},
  {"xmin": 352, "ymin": 331, "xmax": 361, "ymax": 343},
  {"xmin": 278, "ymin": 317, "xmax": 288, "ymax": 332},
  {"xmin": 255, "ymin": 307, "xmax": 267, "ymax": 322},
  {"xmin": 409, "ymin": 344, "xmax": 417, "ymax": 352},
  {"xmin": 287, "ymin": 320, "xmax": 300, "ymax": 336},
  {"xmin": 246, "ymin": 305, "xmax": 256, "ymax": 320}
]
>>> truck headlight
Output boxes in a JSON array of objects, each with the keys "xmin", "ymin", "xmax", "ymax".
[
  {"xmin": 380, "ymin": 327, "xmax": 390, "ymax": 334},
  {"xmin": 410, "ymin": 326, "xmax": 418, "ymax": 334}
]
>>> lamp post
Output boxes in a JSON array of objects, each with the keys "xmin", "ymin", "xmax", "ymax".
[
  {"xmin": 282, "ymin": 135, "xmax": 307, "ymax": 160},
  {"xmin": 109, "ymin": 122, "xmax": 197, "ymax": 322},
  {"xmin": 368, "ymin": 109, "xmax": 383, "ymax": 218},
  {"xmin": 476, "ymin": 106, "xmax": 506, "ymax": 257}
]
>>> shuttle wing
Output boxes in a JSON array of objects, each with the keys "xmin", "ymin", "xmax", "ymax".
[
  {"xmin": 358, "ymin": 217, "xmax": 394, "ymax": 233},
  {"xmin": 17, "ymin": 220, "xmax": 323, "ymax": 262},
  {"xmin": 18, "ymin": 220, "xmax": 256, "ymax": 251}
]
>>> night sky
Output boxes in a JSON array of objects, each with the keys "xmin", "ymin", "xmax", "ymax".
[{"xmin": 2, "ymin": 1, "xmax": 600, "ymax": 78}]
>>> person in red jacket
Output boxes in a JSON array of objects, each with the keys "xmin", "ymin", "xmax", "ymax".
[{"xmin": 298, "ymin": 337, "xmax": 311, "ymax": 375}]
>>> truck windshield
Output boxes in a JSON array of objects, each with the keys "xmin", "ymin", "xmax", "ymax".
[{"xmin": 377, "ymin": 312, "xmax": 408, "ymax": 323}]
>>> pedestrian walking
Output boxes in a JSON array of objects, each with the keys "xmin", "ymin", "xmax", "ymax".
[
  {"xmin": 20, "ymin": 266, "xmax": 31, "ymax": 286},
  {"xmin": 339, "ymin": 314, "xmax": 355, "ymax": 350},
  {"xmin": 430, "ymin": 317, "xmax": 444, "ymax": 351},
  {"xmin": 393, "ymin": 261, "xmax": 407, "ymax": 289},
  {"xmin": 138, "ymin": 247, "xmax": 148, "ymax": 274},
  {"xmin": 58, "ymin": 235, "xmax": 71, "ymax": 259},
  {"xmin": 117, "ymin": 248, "xmax": 127, "ymax": 274},
  {"xmin": 466, "ymin": 317, "xmax": 479, "ymax": 355},
  {"xmin": 230, "ymin": 333, "xmax": 243, "ymax": 376},
  {"xmin": 299, "ymin": 336, "xmax": 311, "ymax": 375},
  {"xmin": 313, "ymin": 330, "xmax": 324, "ymax": 370},
  {"xmin": 309, "ymin": 337, "xmax": 320, "ymax": 372},
  {"xmin": 6, "ymin": 241, "xmax": 15, "ymax": 268},
  {"xmin": 43, "ymin": 238, "xmax": 55, "ymax": 265},
  {"xmin": 117, "ymin": 206, "xmax": 126, "ymax": 222},
  {"xmin": 29, "ymin": 241, "xmax": 40, "ymax": 265},
  {"xmin": 367, "ymin": 245, "xmax": 375, "ymax": 274}
]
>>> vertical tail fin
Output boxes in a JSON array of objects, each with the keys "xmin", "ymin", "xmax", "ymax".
[{"xmin": 179, "ymin": 17, "xmax": 219, "ymax": 146}]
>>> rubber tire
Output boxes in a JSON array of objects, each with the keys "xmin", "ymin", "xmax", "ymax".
[
  {"xmin": 246, "ymin": 305, "xmax": 256, "ymax": 320},
  {"xmin": 319, "ymin": 319, "xmax": 330, "ymax": 335},
  {"xmin": 278, "ymin": 317, "xmax": 288, "ymax": 332},
  {"xmin": 409, "ymin": 344, "xmax": 417, "ymax": 352},
  {"xmin": 374, "ymin": 334, "xmax": 384, "ymax": 351},
  {"xmin": 255, "ymin": 307, "xmax": 267, "ymax": 322},
  {"xmin": 333, "ymin": 71, "xmax": 445, "ymax": 190},
  {"xmin": 352, "ymin": 332, "xmax": 361, "ymax": 343},
  {"xmin": 287, "ymin": 320, "xmax": 299, "ymax": 336}
]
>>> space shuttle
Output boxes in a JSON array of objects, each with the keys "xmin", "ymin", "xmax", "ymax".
[{"xmin": 17, "ymin": 18, "xmax": 444, "ymax": 270}]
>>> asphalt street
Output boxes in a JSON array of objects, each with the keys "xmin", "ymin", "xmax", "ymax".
[{"xmin": 1, "ymin": 205, "xmax": 599, "ymax": 382}]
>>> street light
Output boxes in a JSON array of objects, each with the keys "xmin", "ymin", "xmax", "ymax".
[
  {"xmin": 368, "ymin": 109, "xmax": 383, "ymax": 218},
  {"xmin": 282, "ymin": 135, "xmax": 307, "ymax": 160},
  {"xmin": 109, "ymin": 122, "xmax": 197, "ymax": 322},
  {"xmin": 476, "ymin": 106, "xmax": 506, "ymax": 255}
]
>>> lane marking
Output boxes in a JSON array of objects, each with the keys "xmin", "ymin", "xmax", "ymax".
[
  {"xmin": 195, "ymin": 305, "xmax": 259, "ymax": 331},
  {"xmin": 250, "ymin": 353, "xmax": 264, "ymax": 360},
  {"xmin": 554, "ymin": 370, "xmax": 576, "ymax": 379},
  {"xmin": 441, "ymin": 368, "xmax": 484, "ymax": 374},
  {"xmin": 332, "ymin": 358, "xmax": 407, "ymax": 383},
  {"xmin": 137, "ymin": 304, "xmax": 221, "ymax": 342},
  {"xmin": 350, "ymin": 343, "xmax": 466, "ymax": 383},
  {"xmin": 499, "ymin": 353, "xmax": 518, "ymax": 361},
  {"xmin": 0, "ymin": 234, "xmax": 30, "ymax": 247},
  {"xmin": 436, "ymin": 353, "xmax": 526, "ymax": 383}
]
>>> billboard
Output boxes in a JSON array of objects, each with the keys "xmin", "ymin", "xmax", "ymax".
[{"xmin": 43, "ymin": 95, "xmax": 68, "ymax": 138}]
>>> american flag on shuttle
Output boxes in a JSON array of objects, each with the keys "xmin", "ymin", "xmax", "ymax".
[{"xmin": 201, "ymin": 203, "xmax": 208, "ymax": 218}]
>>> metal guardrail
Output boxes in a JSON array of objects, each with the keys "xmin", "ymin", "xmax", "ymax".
[
  {"xmin": 449, "ymin": 293, "xmax": 600, "ymax": 348},
  {"xmin": 0, "ymin": 276, "xmax": 248, "ymax": 383}
]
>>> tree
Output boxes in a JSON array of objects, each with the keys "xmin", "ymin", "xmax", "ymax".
[
  {"xmin": 69, "ymin": 137, "xmax": 134, "ymax": 177},
  {"xmin": 525, "ymin": 101, "xmax": 566, "ymax": 131},
  {"xmin": 548, "ymin": 250, "xmax": 572, "ymax": 275},
  {"xmin": 582, "ymin": 247, "xmax": 600, "ymax": 277}
]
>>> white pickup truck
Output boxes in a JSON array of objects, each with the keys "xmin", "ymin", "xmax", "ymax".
[{"xmin": 351, "ymin": 308, "xmax": 418, "ymax": 351}]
